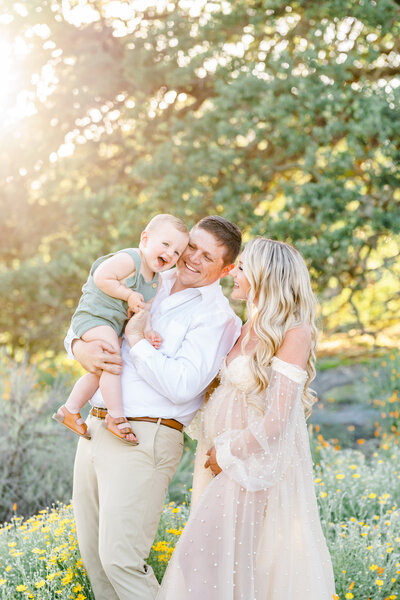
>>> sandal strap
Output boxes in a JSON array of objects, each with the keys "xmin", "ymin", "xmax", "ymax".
[
  {"xmin": 61, "ymin": 406, "xmax": 84, "ymax": 426},
  {"xmin": 106, "ymin": 415, "xmax": 136, "ymax": 439},
  {"xmin": 117, "ymin": 422, "xmax": 133, "ymax": 432}
]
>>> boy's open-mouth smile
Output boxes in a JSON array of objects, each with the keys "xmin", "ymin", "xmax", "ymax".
[{"xmin": 156, "ymin": 256, "xmax": 169, "ymax": 268}]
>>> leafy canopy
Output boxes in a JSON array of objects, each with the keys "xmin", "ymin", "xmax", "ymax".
[{"xmin": 0, "ymin": 0, "xmax": 399, "ymax": 351}]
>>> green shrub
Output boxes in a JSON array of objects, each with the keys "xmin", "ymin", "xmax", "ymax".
[
  {"xmin": 315, "ymin": 438, "xmax": 400, "ymax": 599},
  {"xmin": 166, "ymin": 435, "xmax": 196, "ymax": 504},
  {"xmin": 0, "ymin": 355, "xmax": 77, "ymax": 522},
  {"xmin": 367, "ymin": 350, "xmax": 400, "ymax": 440}
]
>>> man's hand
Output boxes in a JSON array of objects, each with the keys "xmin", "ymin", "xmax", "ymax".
[
  {"xmin": 204, "ymin": 446, "xmax": 222, "ymax": 476},
  {"xmin": 72, "ymin": 339, "xmax": 123, "ymax": 376},
  {"xmin": 125, "ymin": 309, "xmax": 148, "ymax": 348}
]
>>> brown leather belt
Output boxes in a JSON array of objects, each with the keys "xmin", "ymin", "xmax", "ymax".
[{"xmin": 89, "ymin": 406, "xmax": 184, "ymax": 432}]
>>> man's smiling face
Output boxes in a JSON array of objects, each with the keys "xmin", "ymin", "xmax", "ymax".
[{"xmin": 175, "ymin": 226, "xmax": 233, "ymax": 289}]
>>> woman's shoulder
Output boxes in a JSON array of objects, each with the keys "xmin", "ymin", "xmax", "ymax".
[
  {"xmin": 275, "ymin": 324, "xmax": 312, "ymax": 370},
  {"xmin": 287, "ymin": 323, "xmax": 312, "ymax": 344}
]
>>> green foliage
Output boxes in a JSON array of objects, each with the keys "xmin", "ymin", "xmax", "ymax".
[
  {"xmin": 0, "ymin": 355, "xmax": 76, "ymax": 523},
  {"xmin": 315, "ymin": 439, "xmax": 400, "ymax": 599},
  {"xmin": 0, "ymin": 0, "xmax": 399, "ymax": 352},
  {"xmin": 367, "ymin": 350, "xmax": 400, "ymax": 440},
  {"xmin": 366, "ymin": 349, "xmax": 400, "ymax": 402},
  {"xmin": 148, "ymin": 501, "xmax": 190, "ymax": 583},
  {"xmin": 166, "ymin": 434, "xmax": 196, "ymax": 504},
  {"xmin": 2, "ymin": 437, "xmax": 400, "ymax": 598}
]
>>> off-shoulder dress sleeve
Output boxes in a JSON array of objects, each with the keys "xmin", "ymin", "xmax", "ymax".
[{"xmin": 213, "ymin": 357, "xmax": 308, "ymax": 491}]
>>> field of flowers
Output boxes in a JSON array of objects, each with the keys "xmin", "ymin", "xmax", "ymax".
[
  {"xmin": 0, "ymin": 351, "xmax": 399, "ymax": 599},
  {"xmin": 0, "ymin": 501, "xmax": 189, "ymax": 600}
]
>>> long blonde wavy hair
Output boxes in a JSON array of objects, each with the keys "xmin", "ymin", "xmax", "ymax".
[{"xmin": 241, "ymin": 237, "xmax": 318, "ymax": 417}]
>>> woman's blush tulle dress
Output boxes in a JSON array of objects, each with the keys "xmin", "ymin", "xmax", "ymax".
[{"xmin": 157, "ymin": 355, "xmax": 336, "ymax": 600}]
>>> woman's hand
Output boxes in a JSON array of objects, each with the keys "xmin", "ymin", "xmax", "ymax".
[
  {"xmin": 72, "ymin": 339, "xmax": 123, "ymax": 376},
  {"xmin": 204, "ymin": 446, "xmax": 222, "ymax": 476}
]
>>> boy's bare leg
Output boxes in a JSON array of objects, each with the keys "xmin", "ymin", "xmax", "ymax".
[
  {"xmin": 64, "ymin": 372, "xmax": 100, "ymax": 413},
  {"xmin": 81, "ymin": 325, "xmax": 137, "ymax": 443}
]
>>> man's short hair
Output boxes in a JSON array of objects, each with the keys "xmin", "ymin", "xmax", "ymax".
[{"xmin": 194, "ymin": 215, "xmax": 242, "ymax": 265}]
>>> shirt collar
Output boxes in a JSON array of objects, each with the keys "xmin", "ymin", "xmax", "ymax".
[{"xmin": 160, "ymin": 269, "xmax": 223, "ymax": 302}]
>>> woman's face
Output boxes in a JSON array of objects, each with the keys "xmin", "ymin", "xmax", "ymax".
[{"xmin": 230, "ymin": 255, "xmax": 251, "ymax": 301}]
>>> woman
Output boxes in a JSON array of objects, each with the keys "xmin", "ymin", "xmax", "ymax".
[{"xmin": 157, "ymin": 238, "xmax": 336, "ymax": 600}]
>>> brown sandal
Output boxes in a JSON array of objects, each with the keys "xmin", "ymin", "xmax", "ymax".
[
  {"xmin": 105, "ymin": 415, "xmax": 139, "ymax": 446},
  {"xmin": 52, "ymin": 406, "xmax": 91, "ymax": 440}
]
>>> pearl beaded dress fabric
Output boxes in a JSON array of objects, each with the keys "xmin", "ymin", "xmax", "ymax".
[{"xmin": 157, "ymin": 355, "xmax": 336, "ymax": 600}]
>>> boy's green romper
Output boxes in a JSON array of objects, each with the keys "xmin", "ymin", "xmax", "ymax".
[{"xmin": 71, "ymin": 248, "xmax": 159, "ymax": 338}]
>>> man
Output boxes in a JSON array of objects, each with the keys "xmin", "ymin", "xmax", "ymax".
[{"xmin": 66, "ymin": 216, "xmax": 242, "ymax": 600}]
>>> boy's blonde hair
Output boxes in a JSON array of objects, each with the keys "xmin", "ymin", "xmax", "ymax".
[
  {"xmin": 242, "ymin": 237, "xmax": 318, "ymax": 417},
  {"xmin": 145, "ymin": 214, "xmax": 189, "ymax": 236}
]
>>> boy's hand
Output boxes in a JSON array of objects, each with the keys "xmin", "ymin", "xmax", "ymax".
[
  {"xmin": 127, "ymin": 291, "xmax": 144, "ymax": 316},
  {"xmin": 145, "ymin": 329, "xmax": 163, "ymax": 349}
]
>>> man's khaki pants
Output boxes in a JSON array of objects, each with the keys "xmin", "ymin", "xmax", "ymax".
[{"xmin": 72, "ymin": 415, "xmax": 184, "ymax": 600}]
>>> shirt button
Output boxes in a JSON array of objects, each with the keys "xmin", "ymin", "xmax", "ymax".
[{"xmin": 152, "ymin": 283, "xmax": 157, "ymax": 288}]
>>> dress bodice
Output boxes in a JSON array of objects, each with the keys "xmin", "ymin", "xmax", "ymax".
[
  {"xmin": 219, "ymin": 354, "xmax": 258, "ymax": 393},
  {"xmin": 202, "ymin": 354, "xmax": 266, "ymax": 444},
  {"xmin": 185, "ymin": 354, "xmax": 307, "ymax": 445}
]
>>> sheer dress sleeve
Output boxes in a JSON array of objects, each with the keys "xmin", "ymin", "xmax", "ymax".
[{"xmin": 214, "ymin": 357, "xmax": 308, "ymax": 492}]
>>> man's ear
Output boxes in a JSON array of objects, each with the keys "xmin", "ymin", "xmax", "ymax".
[{"xmin": 220, "ymin": 263, "xmax": 235, "ymax": 279}]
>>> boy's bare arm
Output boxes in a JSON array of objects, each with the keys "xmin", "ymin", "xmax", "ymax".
[{"xmin": 93, "ymin": 252, "xmax": 144, "ymax": 312}]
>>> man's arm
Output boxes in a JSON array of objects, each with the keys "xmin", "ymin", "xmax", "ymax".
[{"xmin": 126, "ymin": 311, "xmax": 241, "ymax": 404}]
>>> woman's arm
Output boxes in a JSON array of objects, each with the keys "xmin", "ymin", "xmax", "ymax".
[{"xmin": 207, "ymin": 327, "xmax": 311, "ymax": 482}]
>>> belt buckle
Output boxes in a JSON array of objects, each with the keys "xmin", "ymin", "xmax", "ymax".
[{"xmin": 92, "ymin": 406, "xmax": 106, "ymax": 418}]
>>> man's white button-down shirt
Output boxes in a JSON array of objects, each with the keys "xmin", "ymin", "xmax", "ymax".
[{"xmin": 65, "ymin": 269, "xmax": 241, "ymax": 425}]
